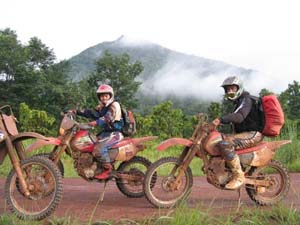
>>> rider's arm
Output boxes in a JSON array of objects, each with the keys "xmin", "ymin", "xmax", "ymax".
[
  {"xmin": 76, "ymin": 109, "xmax": 100, "ymax": 120},
  {"xmin": 220, "ymin": 97, "xmax": 253, "ymax": 124}
]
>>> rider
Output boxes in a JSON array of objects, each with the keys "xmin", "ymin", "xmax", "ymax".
[
  {"xmin": 76, "ymin": 84, "xmax": 124, "ymax": 179},
  {"xmin": 212, "ymin": 76, "xmax": 264, "ymax": 190}
]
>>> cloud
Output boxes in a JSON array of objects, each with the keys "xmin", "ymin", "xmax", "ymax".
[{"xmin": 139, "ymin": 57, "xmax": 293, "ymax": 101}]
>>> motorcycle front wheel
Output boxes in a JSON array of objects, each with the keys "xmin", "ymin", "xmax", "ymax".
[
  {"xmin": 245, "ymin": 159, "xmax": 290, "ymax": 206},
  {"xmin": 143, "ymin": 157, "xmax": 193, "ymax": 208},
  {"xmin": 5, "ymin": 156, "xmax": 63, "ymax": 220}
]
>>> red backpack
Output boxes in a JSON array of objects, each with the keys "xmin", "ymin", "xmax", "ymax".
[{"xmin": 260, "ymin": 95, "xmax": 285, "ymax": 137}]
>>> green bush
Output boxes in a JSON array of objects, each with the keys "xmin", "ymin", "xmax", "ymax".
[{"xmin": 18, "ymin": 102, "xmax": 56, "ymax": 136}]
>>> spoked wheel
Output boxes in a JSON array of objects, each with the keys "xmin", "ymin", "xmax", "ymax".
[
  {"xmin": 245, "ymin": 159, "xmax": 290, "ymax": 206},
  {"xmin": 34, "ymin": 153, "xmax": 65, "ymax": 177},
  {"xmin": 143, "ymin": 157, "xmax": 193, "ymax": 208},
  {"xmin": 5, "ymin": 156, "xmax": 63, "ymax": 220},
  {"xmin": 116, "ymin": 156, "xmax": 153, "ymax": 198}
]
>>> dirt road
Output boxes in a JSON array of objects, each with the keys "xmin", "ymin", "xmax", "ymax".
[{"xmin": 1, "ymin": 173, "xmax": 299, "ymax": 223}]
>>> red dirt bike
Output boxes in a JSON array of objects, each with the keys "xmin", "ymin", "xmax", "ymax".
[
  {"xmin": 26, "ymin": 111, "xmax": 157, "ymax": 198},
  {"xmin": 0, "ymin": 105, "xmax": 63, "ymax": 220},
  {"xmin": 143, "ymin": 113, "xmax": 291, "ymax": 208}
]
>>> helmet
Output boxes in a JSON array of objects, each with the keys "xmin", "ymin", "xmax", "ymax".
[
  {"xmin": 96, "ymin": 84, "xmax": 114, "ymax": 106},
  {"xmin": 221, "ymin": 76, "xmax": 244, "ymax": 100},
  {"xmin": 96, "ymin": 84, "xmax": 114, "ymax": 99}
]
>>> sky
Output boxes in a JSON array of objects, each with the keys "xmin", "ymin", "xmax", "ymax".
[{"xmin": 1, "ymin": 0, "xmax": 300, "ymax": 98}]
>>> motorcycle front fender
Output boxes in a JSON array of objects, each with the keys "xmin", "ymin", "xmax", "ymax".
[
  {"xmin": 156, "ymin": 138, "xmax": 193, "ymax": 151},
  {"xmin": 26, "ymin": 137, "xmax": 61, "ymax": 153},
  {"xmin": 11, "ymin": 132, "xmax": 46, "ymax": 143}
]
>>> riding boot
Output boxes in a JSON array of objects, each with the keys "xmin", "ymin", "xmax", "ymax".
[
  {"xmin": 225, "ymin": 156, "xmax": 245, "ymax": 190},
  {"xmin": 95, "ymin": 163, "xmax": 112, "ymax": 180}
]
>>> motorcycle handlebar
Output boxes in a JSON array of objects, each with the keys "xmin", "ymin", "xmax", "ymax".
[{"xmin": 78, "ymin": 123, "xmax": 93, "ymax": 130}]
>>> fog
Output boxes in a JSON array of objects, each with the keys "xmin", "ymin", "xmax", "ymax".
[{"xmin": 139, "ymin": 57, "xmax": 292, "ymax": 102}]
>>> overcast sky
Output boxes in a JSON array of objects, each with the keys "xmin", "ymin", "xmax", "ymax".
[{"xmin": 1, "ymin": 0, "xmax": 300, "ymax": 95}]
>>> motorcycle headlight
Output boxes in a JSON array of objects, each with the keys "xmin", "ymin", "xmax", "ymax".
[{"xmin": 59, "ymin": 128, "xmax": 65, "ymax": 135}]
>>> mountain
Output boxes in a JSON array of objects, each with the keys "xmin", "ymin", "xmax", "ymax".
[{"xmin": 67, "ymin": 36, "xmax": 255, "ymax": 103}]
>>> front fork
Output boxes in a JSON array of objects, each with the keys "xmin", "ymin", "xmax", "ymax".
[
  {"xmin": 4, "ymin": 133, "xmax": 30, "ymax": 196},
  {"xmin": 0, "ymin": 117, "xmax": 30, "ymax": 196},
  {"xmin": 169, "ymin": 144, "xmax": 200, "ymax": 191}
]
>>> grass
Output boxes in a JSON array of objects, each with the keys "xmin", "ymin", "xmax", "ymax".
[
  {"xmin": 1, "ymin": 131, "xmax": 300, "ymax": 178},
  {"xmin": 1, "ymin": 204, "xmax": 299, "ymax": 225}
]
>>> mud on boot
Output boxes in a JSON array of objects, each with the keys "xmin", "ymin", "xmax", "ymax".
[{"xmin": 225, "ymin": 156, "xmax": 245, "ymax": 190}]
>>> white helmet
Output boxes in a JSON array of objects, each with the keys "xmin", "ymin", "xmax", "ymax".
[
  {"xmin": 96, "ymin": 84, "xmax": 114, "ymax": 106},
  {"xmin": 221, "ymin": 76, "xmax": 244, "ymax": 100}
]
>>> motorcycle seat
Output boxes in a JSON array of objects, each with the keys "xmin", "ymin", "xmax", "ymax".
[
  {"xmin": 111, "ymin": 138, "xmax": 133, "ymax": 148},
  {"xmin": 236, "ymin": 142, "xmax": 268, "ymax": 155}
]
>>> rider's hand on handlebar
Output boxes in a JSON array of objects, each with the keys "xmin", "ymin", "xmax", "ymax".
[
  {"xmin": 67, "ymin": 109, "xmax": 77, "ymax": 114},
  {"xmin": 89, "ymin": 120, "xmax": 97, "ymax": 127},
  {"xmin": 212, "ymin": 118, "xmax": 221, "ymax": 127}
]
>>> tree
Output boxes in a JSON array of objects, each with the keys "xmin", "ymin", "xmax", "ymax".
[
  {"xmin": 150, "ymin": 101, "xmax": 185, "ymax": 139},
  {"xmin": 259, "ymin": 88, "xmax": 274, "ymax": 97},
  {"xmin": 86, "ymin": 51, "xmax": 143, "ymax": 108},
  {"xmin": 0, "ymin": 28, "xmax": 77, "ymax": 120},
  {"xmin": 280, "ymin": 80, "xmax": 300, "ymax": 120},
  {"xmin": 19, "ymin": 103, "xmax": 56, "ymax": 135},
  {"xmin": 207, "ymin": 102, "xmax": 221, "ymax": 121}
]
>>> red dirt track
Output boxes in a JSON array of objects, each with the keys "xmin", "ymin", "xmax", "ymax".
[{"xmin": 1, "ymin": 173, "xmax": 299, "ymax": 223}]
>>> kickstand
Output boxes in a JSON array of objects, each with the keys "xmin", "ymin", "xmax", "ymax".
[
  {"xmin": 100, "ymin": 181, "xmax": 108, "ymax": 202},
  {"xmin": 236, "ymin": 188, "xmax": 242, "ymax": 212}
]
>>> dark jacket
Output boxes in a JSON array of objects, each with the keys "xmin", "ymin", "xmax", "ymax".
[
  {"xmin": 220, "ymin": 91, "xmax": 264, "ymax": 133},
  {"xmin": 77, "ymin": 102, "xmax": 124, "ymax": 132}
]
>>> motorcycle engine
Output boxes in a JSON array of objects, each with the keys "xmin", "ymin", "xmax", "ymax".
[
  {"xmin": 73, "ymin": 151, "xmax": 98, "ymax": 179},
  {"xmin": 206, "ymin": 157, "xmax": 231, "ymax": 188}
]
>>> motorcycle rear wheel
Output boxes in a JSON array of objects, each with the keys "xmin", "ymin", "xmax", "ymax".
[
  {"xmin": 245, "ymin": 159, "xmax": 290, "ymax": 206},
  {"xmin": 143, "ymin": 157, "xmax": 193, "ymax": 208},
  {"xmin": 5, "ymin": 156, "xmax": 63, "ymax": 220},
  {"xmin": 116, "ymin": 156, "xmax": 152, "ymax": 198}
]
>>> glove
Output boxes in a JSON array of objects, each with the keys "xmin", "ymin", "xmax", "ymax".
[
  {"xmin": 89, "ymin": 120, "xmax": 97, "ymax": 127},
  {"xmin": 67, "ymin": 109, "xmax": 77, "ymax": 114},
  {"xmin": 212, "ymin": 118, "xmax": 221, "ymax": 127}
]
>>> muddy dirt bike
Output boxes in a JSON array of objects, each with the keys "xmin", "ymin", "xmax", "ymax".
[
  {"xmin": 26, "ymin": 111, "xmax": 157, "ymax": 198},
  {"xmin": 143, "ymin": 113, "xmax": 291, "ymax": 208},
  {"xmin": 0, "ymin": 105, "xmax": 63, "ymax": 220}
]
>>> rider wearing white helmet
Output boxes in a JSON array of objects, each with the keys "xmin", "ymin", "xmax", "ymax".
[
  {"xmin": 213, "ymin": 76, "xmax": 264, "ymax": 190},
  {"xmin": 76, "ymin": 84, "xmax": 124, "ymax": 179}
]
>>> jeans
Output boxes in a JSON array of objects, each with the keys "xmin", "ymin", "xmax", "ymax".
[{"xmin": 96, "ymin": 131, "xmax": 124, "ymax": 163}]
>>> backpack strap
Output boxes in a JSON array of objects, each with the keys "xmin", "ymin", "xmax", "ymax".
[
  {"xmin": 249, "ymin": 95, "xmax": 263, "ymax": 111},
  {"xmin": 110, "ymin": 102, "xmax": 122, "ymax": 121}
]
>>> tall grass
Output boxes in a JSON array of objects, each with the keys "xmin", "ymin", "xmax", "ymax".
[{"xmin": 275, "ymin": 120, "xmax": 300, "ymax": 171}]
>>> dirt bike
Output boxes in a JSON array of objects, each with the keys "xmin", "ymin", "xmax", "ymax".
[
  {"xmin": 143, "ymin": 113, "xmax": 291, "ymax": 208},
  {"xmin": 26, "ymin": 111, "xmax": 157, "ymax": 198},
  {"xmin": 0, "ymin": 105, "xmax": 63, "ymax": 220}
]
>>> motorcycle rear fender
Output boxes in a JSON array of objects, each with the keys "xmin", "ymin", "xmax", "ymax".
[
  {"xmin": 156, "ymin": 138, "xmax": 193, "ymax": 151},
  {"xmin": 238, "ymin": 140, "xmax": 291, "ymax": 167},
  {"xmin": 26, "ymin": 137, "xmax": 61, "ymax": 153}
]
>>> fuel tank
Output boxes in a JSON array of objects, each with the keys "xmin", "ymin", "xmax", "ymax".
[
  {"xmin": 203, "ymin": 131, "xmax": 222, "ymax": 156},
  {"xmin": 71, "ymin": 130, "xmax": 96, "ymax": 153}
]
